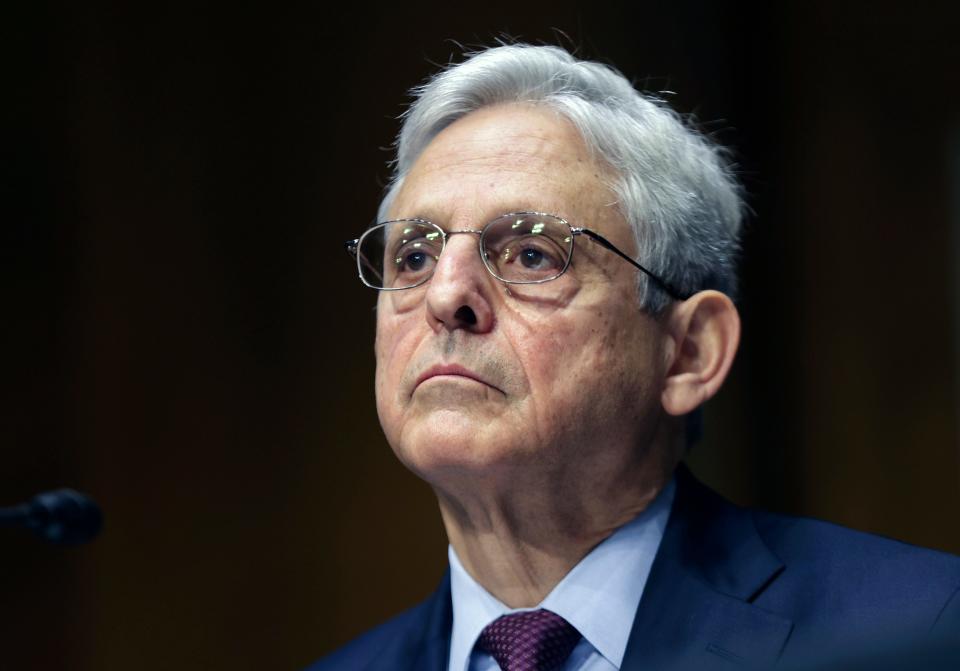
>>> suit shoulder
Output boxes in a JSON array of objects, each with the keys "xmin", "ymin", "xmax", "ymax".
[
  {"xmin": 303, "ymin": 598, "xmax": 437, "ymax": 671},
  {"xmin": 753, "ymin": 508, "xmax": 960, "ymax": 574},
  {"xmin": 752, "ymin": 507, "xmax": 960, "ymax": 622},
  {"xmin": 303, "ymin": 572, "xmax": 452, "ymax": 671}
]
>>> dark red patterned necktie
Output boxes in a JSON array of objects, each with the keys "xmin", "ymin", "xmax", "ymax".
[{"xmin": 476, "ymin": 608, "xmax": 582, "ymax": 671}]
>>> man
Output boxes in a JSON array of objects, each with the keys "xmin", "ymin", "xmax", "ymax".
[{"xmin": 310, "ymin": 44, "xmax": 960, "ymax": 670}]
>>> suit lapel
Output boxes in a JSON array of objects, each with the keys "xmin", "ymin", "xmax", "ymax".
[
  {"xmin": 621, "ymin": 466, "xmax": 793, "ymax": 670},
  {"xmin": 407, "ymin": 572, "xmax": 453, "ymax": 671},
  {"xmin": 364, "ymin": 572, "xmax": 452, "ymax": 671}
]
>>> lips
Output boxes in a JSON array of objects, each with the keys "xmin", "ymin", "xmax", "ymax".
[{"xmin": 415, "ymin": 364, "xmax": 495, "ymax": 390}]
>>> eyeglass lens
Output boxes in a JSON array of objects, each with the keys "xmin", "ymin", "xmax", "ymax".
[{"xmin": 357, "ymin": 214, "xmax": 574, "ymax": 290}]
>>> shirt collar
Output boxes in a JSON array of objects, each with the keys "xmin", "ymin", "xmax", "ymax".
[{"xmin": 447, "ymin": 478, "xmax": 675, "ymax": 671}]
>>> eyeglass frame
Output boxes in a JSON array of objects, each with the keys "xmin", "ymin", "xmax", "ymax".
[{"xmin": 343, "ymin": 211, "xmax": 689, "ymax": 301}]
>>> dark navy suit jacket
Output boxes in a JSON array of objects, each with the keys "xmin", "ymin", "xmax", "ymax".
[{"xmin": 307, "ymin": 466, "xmax": 960, "ymax": 670}]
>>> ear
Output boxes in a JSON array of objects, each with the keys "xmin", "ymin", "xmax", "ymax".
[{"xmin": 660, "ymin": 290, "xmax": 741, "ymax": 416}]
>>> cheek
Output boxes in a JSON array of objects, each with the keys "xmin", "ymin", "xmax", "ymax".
[
  {"xmin": 515, "ymin": 303, "xmax": 656, "ymax": 422},
  {"xmin": 508, "ymin": 313, "xmax": 592, "ymax": 413},
  {"xmin": 374, "ymin": 310, "xmax": 416, "ymax": 414}
]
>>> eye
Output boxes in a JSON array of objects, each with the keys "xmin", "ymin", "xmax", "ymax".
[
  {"xmin": 502, "ymin": 237, "xmax": 564, "ymax": 272},
  {"xmin": 405, "ymin": 251, "xmax": 428, "ymax": 270},
  {"xmin": 481, "ymin": 214, "xmax": 571, "ymax": 283},
  {"xmin": 385, "ymin": 224, "xmax": 442, "ymax": 277},
  {"xmin": 519, "ymin": 246, "xmax": 549, "ymax": 269},
  {"xmin": 394, "ymin": 243, "xmax": 438, "ymax": 273}
]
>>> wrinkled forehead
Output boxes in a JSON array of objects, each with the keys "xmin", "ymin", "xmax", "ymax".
[
  {"xmin": 415, "ymin": 107, "xmax": 588, "ymax": 171},
  {"xmin": 385, "ymin": 104, "xmax": 631, "ymax": 247}
]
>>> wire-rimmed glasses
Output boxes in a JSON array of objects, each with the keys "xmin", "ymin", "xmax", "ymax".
[{"xmin": 344, "ymin": 211, "xmax": 688, "ymax": 301}]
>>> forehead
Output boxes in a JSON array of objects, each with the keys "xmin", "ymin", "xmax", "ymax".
[{"xmin": 390, "ymin": 104, "xmax": 626, "ymax": 237}]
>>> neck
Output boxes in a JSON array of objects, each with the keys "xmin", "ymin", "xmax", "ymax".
[{"xmin": 436, "ymin": 453, "xmax": 674, "ymax": 608}]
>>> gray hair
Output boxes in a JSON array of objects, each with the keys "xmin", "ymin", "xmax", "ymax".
[{"xmin": 378, "ymin": 44, "xmax": 744, "ymax": 313}]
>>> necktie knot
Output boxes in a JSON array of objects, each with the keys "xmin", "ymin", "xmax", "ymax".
[{"xmin": 476, "ymin": 608, "xmax": 582, "ymax": 671}]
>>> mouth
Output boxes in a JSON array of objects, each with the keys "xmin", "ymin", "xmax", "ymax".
[{"xmin": 414, "ymin": 364, "xmax": 500, "ymax": 392}]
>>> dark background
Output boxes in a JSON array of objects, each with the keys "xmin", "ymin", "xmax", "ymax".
[{"xmin": 2, "ymin": 1, "xmax": 959, "ymax": 669}]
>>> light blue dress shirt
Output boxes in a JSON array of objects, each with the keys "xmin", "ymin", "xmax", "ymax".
[{"xmin": 447, "ymin": 479, "xmax": 675, "ymax": 671}]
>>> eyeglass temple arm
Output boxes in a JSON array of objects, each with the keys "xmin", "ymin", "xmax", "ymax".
[
  {"xmin": 576, "ymin": 228, "xmax": 688, "ymax": 301},
  {"xmin": 345, "ymin": 238, "xmax": 386, "ymax": 284}
]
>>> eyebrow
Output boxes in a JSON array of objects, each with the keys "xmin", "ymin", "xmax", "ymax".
[{"xmin": 380, "ymin": 205, "xmax": 563, "ymax": 225}]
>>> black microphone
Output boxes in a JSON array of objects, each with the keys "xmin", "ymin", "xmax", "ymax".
[{"xmin": 0, "ymin": 489, "xmax": 103, "ymax": 545}]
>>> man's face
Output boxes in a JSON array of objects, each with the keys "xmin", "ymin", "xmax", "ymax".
[{"xmin": 374, "ymin": 104, "xmax": 669, "ymax": 495}]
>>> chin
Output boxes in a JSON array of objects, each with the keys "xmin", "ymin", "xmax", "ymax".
[{"xmin": 391, "ymin": 418, "xmax": 520, "ymax": 485}]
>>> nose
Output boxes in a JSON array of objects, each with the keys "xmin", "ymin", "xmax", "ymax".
[{"xmin": 424, "ymin": 232, "xmax": 496, "ymax": 334}]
